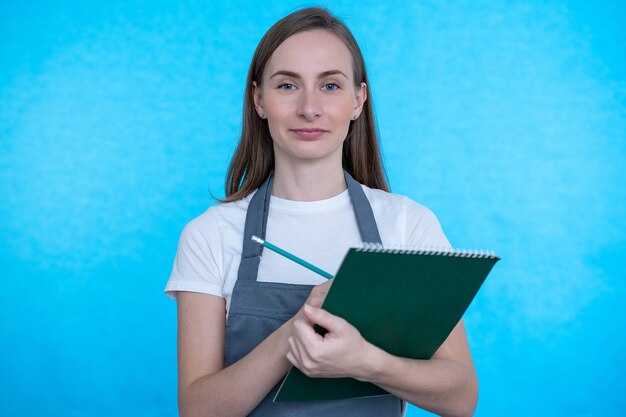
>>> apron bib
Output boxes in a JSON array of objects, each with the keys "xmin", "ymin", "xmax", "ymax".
[{"xmin": 224, "ymin": 171, "xmax": 403, "ymax": 417}]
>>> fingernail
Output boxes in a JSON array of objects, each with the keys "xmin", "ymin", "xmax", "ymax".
[{"xmin": 304, "ymin": 304, "xmax": 316, "ymax": 314}]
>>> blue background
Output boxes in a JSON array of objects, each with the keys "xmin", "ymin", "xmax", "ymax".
[{"xmin": 1, "ymin": 1, "xmax": 624, "ymax": 416}]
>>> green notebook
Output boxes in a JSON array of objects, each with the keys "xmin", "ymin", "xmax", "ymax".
[{"xmin": 274, "ymin": 246, "xmax": 499, "ymax": 402}]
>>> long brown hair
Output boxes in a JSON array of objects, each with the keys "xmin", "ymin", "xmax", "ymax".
[{"xmin": 222, "ymin": 7, "xmax": 389, "ymax": 202}]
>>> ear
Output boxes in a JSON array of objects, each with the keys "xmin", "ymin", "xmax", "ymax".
[
  {"xmin": 352, "ymin": 82, "xmax": 368, "ymax": 120},
  {"xmin": 253, "ymin": 81, "xmax": 266, "ymax": 119}
]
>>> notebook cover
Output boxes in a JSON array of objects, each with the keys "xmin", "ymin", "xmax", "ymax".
[{"xmin": 275, "ymin": 247, "xmax": 499, "ymax": 402}]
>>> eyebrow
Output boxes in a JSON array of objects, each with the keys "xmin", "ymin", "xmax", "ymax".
[{"xmin": 269, "ymin": 69, "xmax": 349, "ymax": 80}]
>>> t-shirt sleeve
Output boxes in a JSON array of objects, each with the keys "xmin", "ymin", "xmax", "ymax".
[
  {"xmin": 164, "ymin": 211, "xmax": 224, "ymax": 300},
  {"xmin": 404, "ymin": 202, "xmax": 452, "ymax": 249}
]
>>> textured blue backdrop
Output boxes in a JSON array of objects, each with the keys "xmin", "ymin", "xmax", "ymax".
[{"xmin": 1, "ymin": 1, "xmax": 625, "ymax": 416}]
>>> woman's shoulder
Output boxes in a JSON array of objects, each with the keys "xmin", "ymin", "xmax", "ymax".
[
  {"xmin": 360, "ymin": 184, "xmax": 449, "ymax": 247},
  {"xmin": 361, "ymin": 184, "xmax": 437, "ymax": 218},
  {"xmin": 181, "ymin": 192, "xmax": 255, "ymax": 238}
]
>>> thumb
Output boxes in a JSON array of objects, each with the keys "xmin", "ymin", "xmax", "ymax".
[{"xmin": 303, "ymin": 304, "xmax": 345, "ymax": 334}]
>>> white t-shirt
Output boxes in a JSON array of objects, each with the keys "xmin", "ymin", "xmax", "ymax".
[{"xmin": 165, "ymin": 184, "xmax": 450, "ymax": 313}]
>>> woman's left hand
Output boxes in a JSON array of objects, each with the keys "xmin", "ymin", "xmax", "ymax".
[{"xmin": 286, "ymin": 304, "xmax": 372, "ymax": 379}]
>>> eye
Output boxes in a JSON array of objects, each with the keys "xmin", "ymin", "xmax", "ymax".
[
  {"xmin": 322, "ymin": 83, "xmax": 340, "ymax": 91},
  {"xmin": 278, "ymin": 83, "xmax": 296, "ymax": 90}
]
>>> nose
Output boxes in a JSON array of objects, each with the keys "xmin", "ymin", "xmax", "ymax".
[{"xmin": 296, "ymin": 89, "xmax": 322, "ymax": 121}]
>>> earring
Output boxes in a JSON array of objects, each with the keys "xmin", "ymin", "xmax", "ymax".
[{"xmin": 259, "ymin": 112, "xmax": 265, "ymax": 119}]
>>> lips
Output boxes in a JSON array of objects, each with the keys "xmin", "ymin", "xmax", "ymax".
[{"xmin": 290, "ymin": 128, "xmax": 328, "ymax": 140}]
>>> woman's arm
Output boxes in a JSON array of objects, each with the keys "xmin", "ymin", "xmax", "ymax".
[
  {"xmin": 288, "ymin": 306, "xmax": 478, "ymax": 417},
  {"xmin": 361, "ymin": 319, "xmax": 477, "ymax": 417},
  {"xmin": 176, "ymin": 281, "xmax": 332, "ymax": 417},
  {"xmin": 176, "ymin": 292, "xmax": 291, "ymax": 417}
]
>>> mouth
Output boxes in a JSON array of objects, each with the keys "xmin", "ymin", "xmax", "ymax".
[{"xmin": 290, "ymin": 128, "xmax": 329, "ymax": 140}]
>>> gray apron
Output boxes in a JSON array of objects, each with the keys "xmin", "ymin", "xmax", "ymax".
[{"xmin": 224, "ymin": 171, "xmax": 404, "ymax": 416}]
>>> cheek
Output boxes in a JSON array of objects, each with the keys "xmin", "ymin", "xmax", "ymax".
[
  {"xmin": 327, "ymin": 96, "xmax": 356, "ymax": 119},
  {"xmin": 328, "ymin": 96, "xmax": 356, "ymax": 117},
  {"xmin": 263, "ymin": 100, "xmax": 288, "ymax": 141},
  {"xmin": 263, "ymin": 95, "xmax": 293, "ymax": 119}
]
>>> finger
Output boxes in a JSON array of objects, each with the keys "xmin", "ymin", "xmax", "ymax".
[
  {"xmin": 289, "ymin": 332, "xmax": 315, "ymax": 371},
  {"xmin": 291, "ymin": 327, "xmax": 324, "ymax": 376},
  {"xmin": 288, "ymin": 335, "xmax": 302, "ymax": 364},
  {"xmin": 290, "ymin": 332, "xmax": 319, "ymax": 375},
  {"xmin": 307, "ymin": 279, "xmax": 334, "ymax": 307},
  {"xmin": 306, "ymin": 290, "xmax": 326, "ymax": 308},
  {"xmin": 316, "ymin": 278, "xmax": 333, "ymax": 292},
  {"xmin": 293, "ymin": 315, "xmax": 323, "ymax": 347},
  {"xmin": 303, "ymin": 304, "xmax": 346, "ymax": 334},
  {"xmin": 286, "ymin": 350, "xmax": 297, "ymax": 367}
]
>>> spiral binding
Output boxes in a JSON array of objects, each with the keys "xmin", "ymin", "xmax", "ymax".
[{"xmin": 356, "ymin": 242, "xmax": 498, "ymax": 259}]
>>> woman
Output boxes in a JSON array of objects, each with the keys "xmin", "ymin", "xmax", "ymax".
[{"xmin": 166, "ymin": 7, "xmax": 477, "ymax": 417}]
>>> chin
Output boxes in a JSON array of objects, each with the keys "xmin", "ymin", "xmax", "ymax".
[{"xmin": 274, "ymin": 141, "xmax": 343, "ymax": 164}]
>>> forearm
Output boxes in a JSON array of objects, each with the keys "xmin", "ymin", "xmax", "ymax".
[
  {"xmin": 180, "ymin": 321, "xmax": 292, "ymax": 417},
  {"xmin": 359, "ymin": 345, "xmax": 478, "ymax": 417},
  {"xmin": 288, "ymin": 306, "xmax": 477, "ymax": 416}
]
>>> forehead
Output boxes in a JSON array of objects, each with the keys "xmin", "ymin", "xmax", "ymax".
[{"xmin": 265, "ymin": 29, "xmax": 353, "ymax": 79}]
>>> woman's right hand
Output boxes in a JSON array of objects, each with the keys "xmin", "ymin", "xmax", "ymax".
[
  {"xmin": 306, "ymin": 278, "xmax": 333, "ymax": 310},
  {"xmin": 286, "ymin": 278, "xmax": 333, "ymax": 331}
]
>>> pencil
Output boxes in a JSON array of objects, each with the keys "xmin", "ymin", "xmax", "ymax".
[{"xmin": 251, "ymin": 235, "xmax": 333, "ymax": 279}]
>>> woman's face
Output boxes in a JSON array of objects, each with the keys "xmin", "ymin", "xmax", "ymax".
[{"xmin": 254, "ymin": 29, "xmax": 366, "ymax": 169}]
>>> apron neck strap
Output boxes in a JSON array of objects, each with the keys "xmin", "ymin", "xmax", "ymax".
[
  {"xmin": 240, "ymin": 170, "xmax": 382, "ymax": 260},
  {"xmin": 240, "ymin": 171, "xmax": 274, "ymax": 259},
  {"xmin": 344, "ymin": 170, "xmax": 382, "ymax": 244}
]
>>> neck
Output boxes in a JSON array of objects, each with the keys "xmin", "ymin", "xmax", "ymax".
[{"xmin": 272, "ymin": 160, "xmax": 346, "ymax": 201}]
